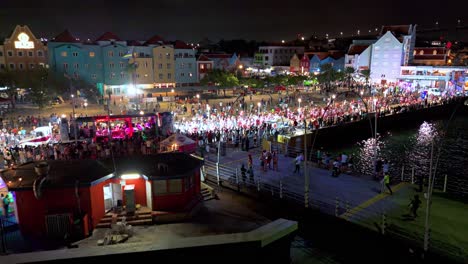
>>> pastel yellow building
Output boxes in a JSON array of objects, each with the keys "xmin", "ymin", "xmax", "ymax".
[
  {"xmin": 134, "ymin": 57, "xmax": 154, "ymax": 86},
  {"xmin": 152, "ymin": 45, "xmax": 175, "ymax": 87}
]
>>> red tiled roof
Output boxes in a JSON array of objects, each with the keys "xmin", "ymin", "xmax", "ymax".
[
  {"xmin": 198, "ymin": 55, "xmax": 212, "ymax": 61},
  {"xmin": 95, "ymin": 32, "xmax": 121, "ymax": 41},
  {"xmin": 145, "ymin": 35, "xmax": 164, "ymax": 45},
  {"xmin": 348, "ymin": 45, "xmax": 369, "ymax": 55},
  {"xmin": 205, "ymin": 54, "xmax": 232, "ymax": 59},
  {"xmin": 52, "ymin": 30, "xmax": 80, "ymax": 43},
  {"xmin": 174, "ymin": 40, "xmax": 192, "ymax": 49}
]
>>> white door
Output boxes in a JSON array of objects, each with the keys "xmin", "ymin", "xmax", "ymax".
[
  {"xmin": 145, "ymin": 181, "xmax": 152, "ymax": 210},
  {"xmin": 111, "ymin": 183, "xmax": 122, "ymax": 207},
  {"xmin": 103, "ymin": 184, "xmax": 113, "ymax": 212}
]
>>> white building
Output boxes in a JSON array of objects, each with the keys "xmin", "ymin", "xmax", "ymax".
[
  {"xmin": 254, "ymin": 46, "xmax": 305, "ymax": 67},
  {"xmin": 369, "ymin": 25, "xmax": 417, "ymax": 84},
  {"xmin": 344, "ymin": 40, "xmax": 375, "ymax": 71}
]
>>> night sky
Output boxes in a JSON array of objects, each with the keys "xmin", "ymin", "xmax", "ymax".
[{"xmin": 0, "ymin": 0, "xmax": 464, "ymax": 42}]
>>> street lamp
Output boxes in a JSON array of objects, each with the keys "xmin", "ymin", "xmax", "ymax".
[
  {"xmin": 171, "ymin": 89, "xmax": 175, "ymax": 93},
  {"xmin": 257, "ymin": 102, "xmax": 261, "ymax": 115},
  {"xmin": 298, "ymin": 98, "xmax": 302, "ymax": 109}
]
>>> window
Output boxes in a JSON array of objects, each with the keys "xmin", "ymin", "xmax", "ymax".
[
  {"xmin": 180, "ymin": 63, "xmax": 185, "ymax": 68},
  {"xmin": 19, "ymin": 63, "xmax": 24, "ymax": 70},
  {"xmin": 200, "ymin": 64, "xmax": 204, "ymax": 69},
  {"xmin": 144, "ymin": 62, "xmax": 148, "ymax": 68},
  {"xmin": 181, "ymin": 73, "xmax": 185, "ymax": 77},
  {"xmin": 413, "ymin": 50, "xmax": 416, "ymax": 56},
  {"xmin": 89, "ymin": 52, "xmax": 95, "ymax": 58},
  {"xmin": 0, "ymin": 64, "xmax": 4, "ymax": 69},
  {"xmin": 119, "ymin": 62, "xmax": 124, "ymax": 68},
  {"xmin": 17, "ymin": 51, "xmax": 23, "ymax": 57},
  {"xmin": 85, "ymin": 64, "xmax": 89, "ymax": 69},
  {"xmin": 432, "ymin": 50, "xmax": 437, "ymax": 55},
  {"xmin": 37, "ymin": 50, "xmax": 43, "ymax": 57},
  {"xmin": 168, "ymin": 179, "xmax": 182, "ymax": 193},
  {"xmin": 120, "ymin": 72, "xmax": 125, "ymax": 79},
  {"xmin": 28, "ymin": 51, "xmax": 33, "ymax": 57},
  {"xmin": 265, "ymin": 56, "xmax": 269, "ymax": 60},
  {"xmin": 188, "ymin": 63, "xmax": 192, "ymax": 68},
  {"xmin": 108, "ymin": 51, "xmax": 114, "ymax": 57},
  {"xmin": 118, "ymin": 51, "xmax": 124, "ymax": 57},
  {"xmin": 153, "ymin": 180, "xmax": 167, "ymax": 195},
  {"xmin": 63, "ymin": 63, "xmax": 68, "ymax": 69},
  {"xmin": 159, "ymin": 73, "xmax": 163, "ymax": 79},
  {"xmin": 139, "ymin": 52, "xmax": 144, "ymax": 57},
  {"xmin": 167, "ymin": 63, "xmax": 171, "ymax": 69},
  {"xmin": 158, "ymin": 63, "xmax": 162, "ymax": 69},
  {"xmin": 158, "ymin": 53, "xmax": 162, "ymax": 59},
  {"xmin": 29, "ymin": 63, "xmax": 35, "ymax": 69},
  {"xmin": 74, "ymin": 63, "xmax": 79, "ymax": 69},
  {"xmin": 0, "ymin": 51, "xmax": 3, "ymax": 56},
  {"xmin": 39, "ymin": 63, "xmax": 45, "ymax": 68},
  {"xmin": 207, "ymin": 64, "xmax": 211, "ymax": 69},
  {"xmin": 9, "ymin": 63, "xmax": 15, "ymax": 69},
  {"xmin": 72, "ymin": 52, "xmax": 78, "ymax": 57},
  {"xmin": 7, "ymin": 51, "xmax": 13, "ymax": 57},
  {"xmin": 91, "ymin": 74, "xmax": 97, "ymax": 79},
  {"xmin": 166, "ymin": 53, "xmax": 170, "ymax": 59},
  {"xmin": 136, "ymin": 74, "xmax": 140, "ymax": 78},
  {"xmin": 109, "ymin": 63, "xmax": 115, "ymax": 68},
  {"xmin": 110, "ymin": 73, "xmax": 115, "ymax": 79},
  {"xmin": 73, "ymin": 72, "xmax": 79, "ymax": 79},
  {"xmin": 419, "ymin": 50, "xmax": 424, "ymax": 55},
  {"xmin": 61, "ymin": 51, "xmax": 67, "ymax": 57},
  {"xmin": 168, "ymin": 73, "xmax": 172, "ymax": 79}
]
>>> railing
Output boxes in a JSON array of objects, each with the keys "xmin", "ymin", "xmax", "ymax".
[{"xmin": 196, "ymin": 154, "xmax": 464, "ymax": 262}]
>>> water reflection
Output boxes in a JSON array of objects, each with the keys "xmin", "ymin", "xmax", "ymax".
[{"xmin": 348, "ymin": 117, "xmax": 468, "ymax": 195}]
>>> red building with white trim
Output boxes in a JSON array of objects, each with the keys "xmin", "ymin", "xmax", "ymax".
[{"xmin": 0, "ymin": 153, "xmax": 203, "ymax": 238}]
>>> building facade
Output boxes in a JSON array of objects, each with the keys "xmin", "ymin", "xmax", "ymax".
[
  {"xmin": 289, "ymin": 54, "xmax": 300, "ymax": 73},
  {"xmin": 197, "ymin": 55, "xmax": 214, "ymax": 81},
  {"xmin": 398, "ymin": 66, "xmax": 467, "ymax": 91},
  {"xmin": 174, "ymin": 41, "xmax": 197, "ymax": 85},
  {"xmin": 152, "ymin": 45, "xmax": 175, "ymax": 87},
  {"xmin": 254, "ymin": 46, "xmax": 305, "ymax": 67},
  {"xmin": 412, "ymin": 47, "xmax": 449, "ymax": 66},
  {"xmin": 0, "ymin": 44, "xmax": 5, "ymax": 70},
  {"xmin": 2, "ymin": 25, "xmax": 47, "ymax": 71}
]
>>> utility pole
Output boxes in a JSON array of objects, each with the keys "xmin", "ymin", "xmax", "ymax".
[
  {"xmin": 424, "ymin": 140, "xmax": 434, "ymax": 252},
  {"xmin": 67, "ymin": 76, "xmax": 78, "ymax": 145},
  {"xmin": 304, "ymin": 119, "xmax": 309, "ymax": 208}
]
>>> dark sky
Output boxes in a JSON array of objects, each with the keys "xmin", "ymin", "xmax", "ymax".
[{"xmin": 0, "ymin": 0, "xmax": 465, "ymax": 42}]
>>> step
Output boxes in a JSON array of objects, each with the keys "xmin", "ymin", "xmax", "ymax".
[
  {"xmin": 100, "ymin": 214, "xmax": 152, "ymax": 223},
  {"xmin": 96, "ymin": 218, "xmax": 153, "ymax": 229},
  {"xmin": 105, "ymin": 211, "xmax": 152, "ymax": 217}
]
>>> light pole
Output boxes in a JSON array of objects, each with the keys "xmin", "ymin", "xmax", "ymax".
[
  {"xmin": 70, "ymin": 94, "xmax": 78, "ymax": 145},
  {"xmin": 423, "ymin": 99, "xmax": 468, "ymax": 253},
  {"xmin": 298, "ymin": 98, "xmax": 302, "ymax": 109},
  {"xmin": 257, "ymin": 102, "xmax": 261, "ymax": 115}
]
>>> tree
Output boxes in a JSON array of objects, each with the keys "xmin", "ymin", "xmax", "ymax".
[
  {"xmin": 345, "ymin": 67, "xmax": 355, "ymax": 90},
  {"xmin": 17, "ymin": 68, "xmax": 50, "ymax": 108},
  {"xmin": 0, "ymin": 69, "xmax": 17, "ymax": 108},
  {"xmin": 361, "ymin": 69, "xmax": 371, "ymax": 90},
  {"xmin": 317, "ymin": 63, "xmax": 338, "ymax": 93}
]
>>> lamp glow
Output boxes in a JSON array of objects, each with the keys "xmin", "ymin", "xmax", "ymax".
[{"xmin": 121, "ymin": 173, "xmax": 140, "ymax": 180}]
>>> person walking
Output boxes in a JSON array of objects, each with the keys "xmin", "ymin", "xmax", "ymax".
[
  {"xmin": 383, "ymin": 173, "xmax": 393, "ymax": 195},
  {"xmin": 408, "ymin": 194, "xmax": 421, "ymax": 218},
  {"xmin": 1, "ymin": 193, "xmax": 10, "ymax": 217},
  {"xmin": 294, "ymin": 153, "xmax": 303, "ymax": 174}
]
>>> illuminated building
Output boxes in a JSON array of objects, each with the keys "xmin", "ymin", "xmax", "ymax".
[
  {"xmin": 174, "ymin": 40, "xmax": 197, "ymax": 86},
  {"xmin": 412, "ymin": 47, "xmax": 449, "ymax": 66},
  {"xmin": 398, "ymin": 65, "xmax": 468, "ymax": 91},
  {"xmin": 289, "ymin": 54, "xmax": 300, "ymax": 73},
  {"xmin": 0, "ymin": 153, "xmax": 203, "ymax": 237},
  {"xmin": 196, "ymin": 54, "xmax": 214, "ymax": 81},
  {"xmin": 254, "ymin": 45, "xmax": 305, "ymax": 67},
  {"xmin": 1, "ymin": 25, "xmax": 48, "ymax": 71}
]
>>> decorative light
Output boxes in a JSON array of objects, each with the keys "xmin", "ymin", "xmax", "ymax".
[
  {"xmin": 61, "ymin": 114, "xmax": 66, "ymax": 118},
  {"xmin": 332, "ymin": 94, "xmax": 336, "ymax": 99},
  {"xmin": 281, "ymin": 40, "xmax": 285, "ymax": 44},
  {"xmin": 301, "ymin": 36, "xmax": 305, "ymax": 41},
  {"xmin": 121, "ymin": 173, "xmax": 140, "ymax": 180},
  {"xmin": 139, "ymin": 110, "xmax": 144, "ymax": 115},
  {"xmin": 171, "ymin": 89, "xmax": 175, "ymax": 93},
  {"xmin": 196, "ymin": 94, "xmax": 200, "ymax": 99},
  {"xmin": 14, "ymin": 32, "xmax": 34, "ymax": 49}
]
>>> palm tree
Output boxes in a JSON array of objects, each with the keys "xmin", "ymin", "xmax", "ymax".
[
  {"xmin": 361, "ymin": 69, "xmax": 371, "ymax": 92},
  {"xmin": 344, "ymin": 67, "xmax": 355, "ymax": 90},
  {"xmin": 318, "ymin": 63, "xmax": 337, "ymax": 94}
]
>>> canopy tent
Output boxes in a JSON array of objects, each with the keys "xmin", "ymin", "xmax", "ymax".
[{"xmin": 159, "ymin": 133, "xmax": 196, "ymax": 153}]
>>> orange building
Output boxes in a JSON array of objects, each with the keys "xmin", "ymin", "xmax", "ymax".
[{"xmin": 2, "ymin": 25, "xmax": 48, "ymax": 71}]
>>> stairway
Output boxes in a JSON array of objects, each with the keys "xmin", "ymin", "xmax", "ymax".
[
  {"xmin": 201, "ymin": 183, "xmax": 215, "ymax": 201},
  {"xmin": 96, "ymin": 210, "xmax": 153, "ymax": 228}
]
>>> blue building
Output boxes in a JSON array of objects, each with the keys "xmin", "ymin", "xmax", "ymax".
[
  {"xmin": 308, "ymin": 54, "xmax": 345, "ymax": 73},
  {"xmin": 48, "ymin": 30, "xmax": 105, "ymax": 88},
  {"xmin": 174, "ymin": 40, "xmax": 197, "ymax": 85}
]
